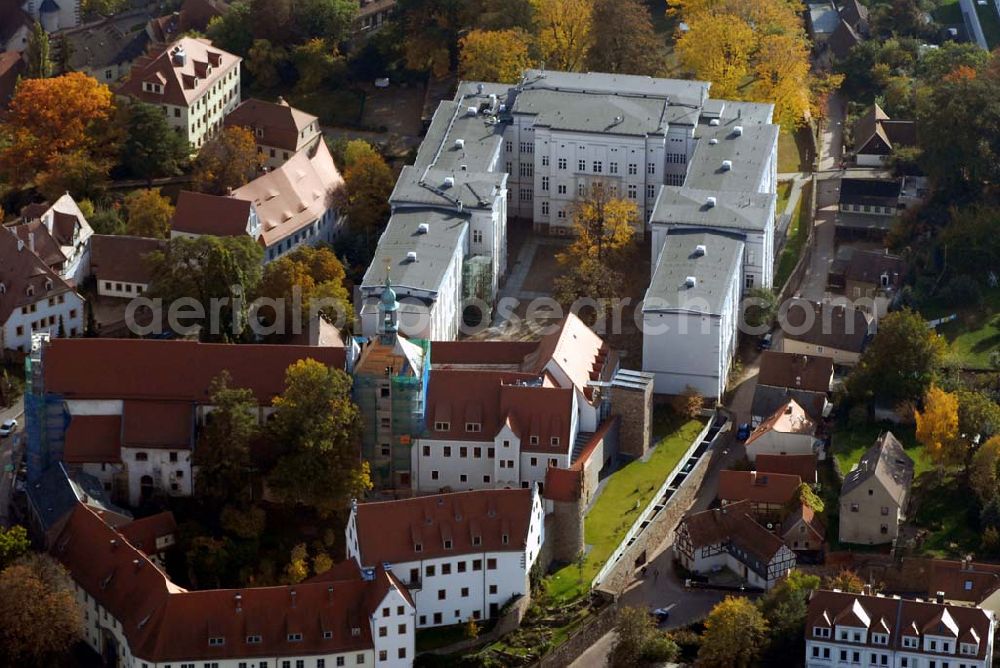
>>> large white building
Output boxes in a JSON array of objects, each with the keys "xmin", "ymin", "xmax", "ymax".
[
  {"xmin": 805, "ymin": 589, "xmax": 995, "ymax": 668},
  {"xmin": 118, "ymin": 37, "xmax": 241, "ymax": 150},
  {"xmin": 346, "ymin": 488, "xmax": 545, "ymax": 628}
]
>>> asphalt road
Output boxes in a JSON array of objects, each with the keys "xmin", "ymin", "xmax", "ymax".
[{"xmin": 0, "ymin": 397, "xmax": 25, "ymax": 528}]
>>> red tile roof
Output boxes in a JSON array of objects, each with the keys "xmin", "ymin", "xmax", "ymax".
[
  {"xmin": 224, "ymin": 98, "xmax": 318, "ymax": 153},
  {"xmin": 523, "ymin": 313, "xmax": 610, "ymax": 401},
  {"xmin": 64, "ymin": 415, "xmax": 122, "ymax": 463},
  {"xmin": 117, "ymin": 511, "xmax": 177, "ymax": 556},
  {"xmin": 123, "ymin": 401, "xmax": 193, "ymax": 448},
  {"xmin": 171, "ymin": 190, "xmax": 254, "ymax": 237},
  {"xmin": 90, "ymin": 235, "xmax": 166, "ymax": 285},
  {"xmin": 679, "ymin": 500, "xmax": 787, "ymax": 564},
  {"xmin": 43, "ymin": 339, "xmax": 345, "ymax": 404},
  {"xmin": 0, "ymin": 227, "xmax": 78, "ymax": 323},
  {"xmin": 755, "ymin": 454, "xmax": 817, "ymax": 482},
  {"xmin": 117, "ymin": 37, "xmax": 239, "ymax": 108},
  {"xmin": 782, "ymin": 503, "xmax": 825, "ymax": 543},
  {"xmin": 354, "ymin": 488, "xmax": 535, "ymax": 565},
  {"xmin": 52, "ymin": 502, "xmax": 403, "ymax": 663},
  {"xmin": 717, "ymin": 469, "xmax": 801, "ymax": 506},
  {"xmin": 8, "ymin": 219, "xmax": 68, "ymax": 268},
  {"xmin": 757, "ymin": 351, "xmax": 834, "ymax": 393},
  {"xmin": 429, "ymin": 341, "xmax": 538, "ymax": 368}
]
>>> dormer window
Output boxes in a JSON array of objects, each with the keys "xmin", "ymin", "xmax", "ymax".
[
  {"xmin": 435, "ymin": 421, "xmax": 450, "ymax": 431},
  {"xmin": 501, "ymin": 534, "xmax": 509, "ymax": 545},
  {"xmin": 255, "ymin": 127, "xmax": 264, "ymax": 138},
  {"xmin": 466, "ymin": 422, "xmax": 481, "ymax": 432},
  {"xmin": 351, "ymin": 627, "xmax": 360, "ymax": 637},
  {"xmin": 871, "ymin": 633, "xmax": 887, "ymax": 645},
  {"xmin": 472, "ymin": 535, "xmax": 481, "ymax": 546},
  {"xmin": 208, "ymin": 636, "xmax": 225, "ymax": 646},
  {"xmin": 813, "ymin": 627, "xmax": 831, "ymax": 638},
  {"xmin": 550, "ymin": 437, "xmax": 560, "ymax": 446},
  {"xmin": 529, "ymin": 435, "xmax": 539, "ymax": 445},
  {"xmin": 323, "ymin": 630, "xmax": 333, "ymax": 639},
  {"xmin": 414, "ymin": 542, "xmax": 422, "ymax": 553},
  {"xmin": 246, "ymin": 635, "xmax": 262, "ymax": 644},
  {"xmin": 25, "ymin": 285, "xmax": 34, "ymax": 297},
  {"xmin": 44, "ymin": 279, "xmax": 52, "ymax": 291},
  {"xmin": 443, "ymin": 539, "xmax": 453, "ymax": 549},
  {"xmin": 0, "ymin": 282, "xmax": 5, "ymax": 294},
  {"xmin": 287, "ymin": 632, "xmax": 303, "ymax": 642},
  {"xmin": 961, "ymin": 642, "xmax": 978, "ymax": 655},
  {"xmin": 902, "ymin": 636, "xmax": 918, "ymax": 649}
]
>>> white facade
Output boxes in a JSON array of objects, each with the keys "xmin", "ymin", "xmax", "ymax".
[
  {"xmin": 1, "ymin": 288, "xmax": 84, "ymax": 353},
  {"xmin": 24, "ymin": 0, "xmax": 81, "ymax": 32},
  {"xmin": 746, "ymin": 432, "xmax": 822, "ymax": 461},
  {"xmin": 97, "ymin": 278, "xmax": 149, "ymax": 300},
  {"xmin": 677, "ymin": 538, "xmax": 795, "ymax": 590},
  {"xmin": 121, "ymin": 446, "xmax": 192, "ymax": 506}
]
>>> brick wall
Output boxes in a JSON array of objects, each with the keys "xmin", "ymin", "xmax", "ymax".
[{"xmin": 533, "ymin": 599, "xmax": 620, "ymax": 668}]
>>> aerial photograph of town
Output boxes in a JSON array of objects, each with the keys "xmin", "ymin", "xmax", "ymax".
[{"xmin": 0, "ymin": 0, "xmax": 998, "ymax": 665}]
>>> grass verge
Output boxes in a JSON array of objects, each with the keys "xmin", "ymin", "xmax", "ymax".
[
  {"xmin": 287, "ymin": 88, "xmax": 365, "ymax": 127},
  {"xmin": 920, "ymin": 286, "xmax": 1000, "ymax": 369},
  {"xmin": 774, "ymin": 179, "xmax": 812, "ymax": 290}
]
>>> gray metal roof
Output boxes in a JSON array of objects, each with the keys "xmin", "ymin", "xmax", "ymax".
[
  {"xmin": 808, "ymin": 1, "xmax": 841, "ymax": 34},
  {"xmin": 650, "ymin": 187, "xmax": 775, "ymax": 232},
  {"xmin": 414, "ymin": 95, "xmax": 506, "ymax": 173},
  {"xmin": 27, "ymin": 463, "xmax": 130, "ymax": 532},
  {"xmin": 512, "ymin": 89, "xmax": 669, "ymax": 137},
  {"xmin": 361, "ymin": 208, "xmax": 469, "ymax": 293},
  {"xmin": 644, "ymin": 230, "xmax": 744, "ymax": 315},
  {"xmin": 519, "ymin": 69, "xmax": 710, "ymax": 106},
  {"xmin": 841, "ymin": 431, "xmax": 914, "ymax": 506},
  {"xmin": 390, "ymin": 165, "xmax": 506, "ymax": 210},
  {"xmin": 686, "ymin": 119, "xmax": 779, "ymax": 193}
]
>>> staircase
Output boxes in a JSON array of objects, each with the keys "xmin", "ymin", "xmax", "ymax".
[{"xmin": 571, "ymin": 431, "xmax": 595, "ymax": 465}]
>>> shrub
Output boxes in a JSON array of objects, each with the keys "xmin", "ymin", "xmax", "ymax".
[{"xmin": 939, "ymin": 275, "xmax": 982, "ymax": 307}]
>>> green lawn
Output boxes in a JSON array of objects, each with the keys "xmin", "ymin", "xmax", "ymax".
[
  {"xmin": 778, "ymin": 128, "xmax": 812, "ymax": 173},
  {"xmin": 911, "ymin": 473, "xmax": 981, "ymax": 558},
  {"xmin": 774, "ymin": 179, "xmax": 812, "ymax": 290},
  {"xmin": 831, "ymin": 422, "xmax": 931, "ymax": 477},
  {"xmin": 287, "ymin": 88, "xmax": 366, "ymax": 127},
  {"xmin": 416, "ymin": 624, "xmax": 469, "ymax": 653},
  {"xmin": 776, "ymin": 180, "xmax": 793, "ymax": 216},
  {"xmin": 921, "ymin": 287, "xmax": 1000, "ymax": 370},
  {"xmin": 544, "ymin": 411, "xmax": 706, "ymax": 602}
]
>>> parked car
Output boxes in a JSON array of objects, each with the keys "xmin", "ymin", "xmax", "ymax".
[
  {"xmin": 735, "ymin": 423, "xmax": 751, "ymax": 442},
  {"xmin": 757, "ymin": 331, "xmax": 773, "ymax": 350},
  {"xmin": 650, "ymin": 607, "xmax": 671, "ymax": 624},
  {"xmin": 374, "ymin": 77, "xmax": 390, "ymax": 88},
  {"xmin": 0, "ymin": 419, "xmax": 17, "ymax": 437}
]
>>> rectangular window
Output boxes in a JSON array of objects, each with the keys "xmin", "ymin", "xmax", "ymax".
[
  {"xmin": 609, "ymin": 162, "xmax": 619, "ymax": 174},
  {"xmin": 627, "ymin": 184, "xmax": 637, "ymax": 199},
  {"xmin": 558, "ymin": 158, "xmax": 567, "ymax": 170},
  {"xmin": 426, "ymin": 565, "xmax": 436, "ymax": 577},
  {"xmin": 541, "ymin": 155, "xmax": 549, "ymax": 166},
  {"xmin": 647, "ymin": 162, "xmax": 656, "ymax": 174},
  {"xmin": 541, "ymin": 176, "xmax": 549, "ymax": 191},
  {"xmin": 520, "ymin": 188, "xmax": 532, "ymax": 201},
  {"xmin": 578, "ymin": 159, "xmax": 586, "ymax": 171},
  {"xmin": 519, "ymin": 163, "xmax": 533, "ymax": 177},
  {"xmin": 557, "ymin": 184, "xmax": 567, "ymax": 194},
  {"xmin": 541, "ymin": 201, "xmax": 549, "ymax": 215},
  {"xmin": 487, "ymin": 558, "xmax": 497, "ymax": 570},
  {"xmin": 592, "ymin": 161, "xmax": 602, "ymax": 173},
  {"xmin": 443, "ymin": 446, "xmax": 452, "ymax": 457},
  {"xmin": 646, "ymin": 184, "xmax": 656, "ymax": 199},
  {"xmin": 472, "ymin": 229, "xmax": 483, "ymax": 244}
]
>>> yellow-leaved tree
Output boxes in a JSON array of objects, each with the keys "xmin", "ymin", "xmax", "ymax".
[
  {"xmin": 675, "ymin": 13, "xmax": 755, "ymax": 99},
  {"xmin": 532, "ymin": 0, "xmax": 593, "ymax": 72},
  {"xmin": 697, "ymin": 596, "xmax": 768, "ymax": 667},
  {"xmin": 916, "ymin": 385, "xmax": 962, "ymax": 467},
  {"xmin": 751, "ymin": 33, "xmax": 811, "ymax": 128},
  {"xmin": 459, "ymin": 29, "xmax": 533, "ymax": 83}
]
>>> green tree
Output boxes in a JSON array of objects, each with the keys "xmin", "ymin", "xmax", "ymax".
[
  {"xmin": 194, "ymin": 372, "xmax": 260, "ymax": 506},
  {"xmin": 192, "ymin": 126, "xmax": 263, "ymax": 195},
  {"xmin": 81, "ymin": 0, "xmax": 128, "ymax": 16},
  {"xmin": 245, "ymin": 39, "xmax": 288, "ymax": 89},
  {"xmin": 266, "ymin": 359, "xmax": 372, "ymax": 517},
  {"xmin": 588, "ymin": 0, "xmax": 665, "ymax": 75},
  {"xmin": 206, "ymin": 1, "xmax": 254, "ymax": 56},
  {"xmin": 757, "ymin": 571, "xmax": 820, "ymax": 665},
  {"xmin": 742, "ymin": 287, "xmax": 778, "ymax": 330},
  {"xmin": 89, "ymin": 203, "xmax": 126, "ymax": 235},
  {"xmin": 296, "ymin": 0, "xmax": 359, "ymax": 42},
  {"xmin": 24, "ymin": 22, "xmax": 52, "ymax": 79},
  {"xmin": 397, "ymin": 0, "xmax": 464, "ymax": 76},
  {"xmin": 147, "ymin": 235, "xmax": 265, "ymax": 342},
  {"xmin": 293, "ymin": 38, "xmax": 342, "ymax": 92},
  {"xmin": 610, "ymin": 606, "xmax": 680, "ymax": 667},
  {"xmin": 0, "ymin": 555, "xmax": 81, "ymax": 667},
  {"xmin": 824, "ymin": 569, "xmax": 865, "ymax": 593},
  {"xmin": 958, "ymin": 389, "xmax": 1000, "ymax": 440},
  {"xmin": 121, "ymin": 101, "xmax": 190, "ymax": 181},
  {"xmin": 0, "ymin": 525, "xmax": 29, "ymax": 570},
  {"xmin": 970, "ymin": 435, "xmax": 1000, "ymax": 505},
  {"xmin": 337, "ymin": 141, "xmax": 393, "ymax": 253},
  {"xmin": 697, "ymin": 596, "xmax": 768, "ymax": 667},
  {"xmin": 847, "ymin": 309, "xmax": 946, "ymax": 404},
  {"xmin": 124, "ymin": 188, "xmax": 174, "ymax": 239},
  {"xmin": 790, "ymin": 482, "xmax": 825, "ymax": 513}
]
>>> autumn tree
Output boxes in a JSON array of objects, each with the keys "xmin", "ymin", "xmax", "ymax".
[
  {"xmin": 146, "ymin": 235, "xmax": 265, "ymax": 342},
  {"xmin": 609, "ymin": 606, "xmax": 680, "ymax": 667},
  {"xmin": 675, "ymin": 14, "xmax": 755, "ymax": 99},
  {"xmin": 970, "ymin": 435, "xmax": 1000, "ymax": 505},
  {"xmin": 916, "ymin": 385, "xmax": 963, "ymax": 468},
  {"xmin": 790, "ymin": 482, "xmax": 825, "ymax": 513},
  {"xmin": 121, "ymin": 101, "xmax": 190, "ymax": 182},
  {"xmin": 0, "ymin": 525, "xmax": 29, "ymax": 570},
  {"xmin": 266, "ymin": 359, "xmax": 372, "ymax": 517},
  {"xmin": 35, "ymin": 150, "xmax": 111, "ymax": 202},
  {"xmin": 697, "ymin": 596, "xmax": 768, "ymax": 667},
  {"xmin": 846, "ymin": 309, "xmax": 946, "ymax": 404},
  {"xmin": 337, "ymin": 140, "xmax": 393, "ymax": 253},
  {"xmin": 751, "ymin": 32, "xmax": 811, "ymax": 128},
  {"xmin": 194, "ymin": 372, "xmax": 260, "ymax": 506},
  {"xmin": 24, "ymin": 22, "xmax": 52, "ymax": 79},
  {"xmin": 398, "ymin": 0, "xmax": 464, "ymax": 76},
  {"xmin": 588, "ymin": 0, "xmax": 665, "ymax": 75},
  {"xmin": 532, "ymin": 0, "xmax": 593, "ymax": 72},
  {"xmin": 824, "ymin": 569, "xmax": 864, "ymax": 593},
  {"xmin": 293, "ymin": 38, "xmax": 343, "ymax": 92},
  {"xmin": 459, "ymin": 29, "xmax": 533, "ymax": 83},
  {"xmin": 757, "ymin": 570, "xmax": 820, "ymax": 666},
  {"xmin": 0, "ymin": 555, "xmax": 81, "ymax": 666},
  {"xmin": 0, "ymin": 72, "xmax": 115, "ymax": 189},
  {"xmin": 192, "ymin": 126, "xmax": 263, "ymax": 195},
  {"xmin": 124, "ymin": 188, "xmax": 174, "ymax": 239},
  {"xmin": 257, "ymin": 245, "xmax": 354, "ymax": 334}
]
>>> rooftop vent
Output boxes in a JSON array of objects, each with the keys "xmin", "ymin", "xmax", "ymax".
[
  {"xmin": 694, "ymin": 244, "xmax": 706, "ymax": 257},
  {"xmin": 417, "ymin": 223, "xmax": 429, "ymax": 234},
  {"xmin": 721, "ymin": 160, "xmax": 733, "ymax": 171},
  {"xmin": 173, "ymin": 46, "xmax": 186, "ymax": 67},
  {"xmin": 709, "ymin": 138, "xmax": 718, "ymax": 145},
  {"xmin": 454, "ymin": 138, "xmax": 465, "ymax": 150},
  {"xmin": 685, "ymin": 276, "xmax": 697, "ymax": 288},
  {"xmin": 733, "ymin": 125, "xmax": 744, "ymax": 137},
  {"xmin": 466, "ymin": 106, "xmax": 477, "ymax": 117},
  {"xmin": 709, "ymin": 118, "xmax": 720, "ymax": 126},
  {"xmin": 443, "ymin": 176, "xmax": 455, "ymax": 189},
  {"xmin": 705, "ymin": 196, "xmax": 717, "ymax": 208},
  {"xmin": 406, "ymin": 251, "xmax": 418, "ymax": 262}
]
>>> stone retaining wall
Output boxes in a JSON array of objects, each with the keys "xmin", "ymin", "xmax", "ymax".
[{"xmin": 532, "ymin": 600, "xmax": 620, "ymax": 668}]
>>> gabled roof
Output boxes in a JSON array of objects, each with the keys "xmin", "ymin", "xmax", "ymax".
[
  {"xmin": 718, "ymin": 469, "xmax": 802, "ymax": 505},
  {"xmin": 841, "ymin": 431, "xmax": 914, "ymax": 506},
  {"xmin": 839, "ymin": 178, "xmax": 902, "ymax": 206},
  {"xmin": 853, "ymin": 105, "xmax": 916, "ymax": 156},
  {"xmin": 782, "ymin": 503, "xmax": 825, "ymax": 541},
  {"xmin": 752, "ymin": 385, "xmax": 828, "ymax": 423},
  {"xmin": 0, "ymin": 227, "xmax": 78, "ymax": 324},
  {"xmin": 522, "ymin": 312, "xmax": 610, "ymax": 402},
  {"xmin": 745, "ymin": 399, "xmax": 816, "ymax": 445},
  {"xmin": 178, "ymin": 0, "xmax": 229, "ymax": 32},
  {"xmin": 829, "ymin": 19, "xmax": 862, "ymax": 59},
  {"xmin": 118, "ymin": 37, "xmax": 240, "ymax": 107},
  {"xmin": 90, "ymin": 235, "xmax": 167, "ymax": 285},
  {"xmin": 844, "ymin": 249, "xmax": 904, "ymax": 287},
  {"xmin": 354, "ymin": 488, "xmax": 535, "ymax": 565},
  {"xmin": 0, "ymin": 1, "xmax": 31, "ymax": 44},
  {"xmin": 782, "ymin": 299, "xmax": 870, "ymax": 353},
  {"xmin": 117, "ymin": 511, "xmax": 177, "ymax": 557},
  {"xmin": 756, "ymin": 453, "xmax": 817, "ymax": 482},
  {"xmin": 123, "ymin": 400, "xmax": 193, "ymax": 449},
  {"xmin": 757, "ymin": 351, "xmax": 834, "ymax": 393},
  {"xmin": 679, "ymin": 500, "xmax": 788, "ymax": 564},
  {"xmin": 64, "ymin": 415, "xmax": 122, "ymax": 463},
  {"xmin": 840, "ymin": 0, "xmax": 870, "ymax": 30},
  {"xmin": 224, "ymin": 98, "xmax": 319, "ymax": 153},
  {"xmin": 8, "ymin": 219, "xmax": 68, "ymax": 268},
  {"xmin": 171, "ymin": 190, "xmax": 253, "ymax": 237}
]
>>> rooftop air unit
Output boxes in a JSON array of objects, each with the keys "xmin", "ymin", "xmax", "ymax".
[
  {"xmin": 705, "ymin": 196, "xmax": 717, "ymax": 208},
  {"xmin": 454, "ymin": 138, "xmax": 465, "ymax": 149},
  {"xmin": 173, "ymin": 46, "xmax": 186, "ymax": 66},
  {"xmin": 685, "ymin": 276, "xmax": 697, "ymax": 288},
  {"xmin": 443, "ymin": 176, "xmax": 455, "ymax": 188},
  {"xmin": 466, "ymin": 106, "xmax": 478, "ymax": 116},
  {"xmin": 733, "ymin": 125, "xmax": 744, "ymax": 137},
  {"xmin": 694, "ymin": 244, "xmax": 706, "ymax": 257},
  {"xmin": 709, "ymin": 138, "xmax": 718, "ymax": 145},
  {"xmin": 417, "ymin": 223, "xmax": 429, "ymax": 234},
  {"xmin": 709, "ymin": 118, "xmax": 720, "ymax": 126},
  {"xmin": 406, "ymin": 251, "xmax": 418, "ymax": 262},
  {"xmin": 721, "ymin": 159, "xmax": 733, "ymax": 171}
]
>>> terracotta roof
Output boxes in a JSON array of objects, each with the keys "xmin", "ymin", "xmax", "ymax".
[
  {"xmin": 171, "ymin": 190, "xmax": 254, "ymax": 237},
  {"xmin": 544, "ymin": 466, "xmax": 582, "ymax": 502},
  {"xmin": 755, "ymin": 453, "xmax": 817, "ymax": 482},
  {"xmin": 429, "ymin": 341, "xmax": 538, "ymax": 368},
  {"xmin": 718, "ymin": 470, "xmax": 802, "ymax": 506},
  {"xmin": 64, "ymin": 415, "xmax": 123, "ymax": 463},
  {"xmin": 224, "ymin": 98, "xmax": 319, "ymax": 153},
  {"xmin": 782, "ymin": 299, "xmax": 870, "ymax": 353},
  {"xmin": 117, "ymin": 511, "xmax": 177, "ymax": 556},
  {"xmin": 522, "ymin": 313, "xmax": 610, "ymax": 402},
  {"xmin": 679, "ymin": 500, "xmax": 787, "ymax": 564},
  {"xmin": 233, "ymin": 139, "xmax": 344, "ymax": 248},
  {"xmin": 745, "ymin": 399, "xmax": 817, "ymax": 445},
  {"xmin": 806, "ymin": 590, "xmax": 993, "ymax": 660},
  {"xmin": 841, "ymin": 431, "xmax": 914, "ymax": 506},
  {"xmin": 52, "ymin": 503, "xmax": 404, "ymax": 664},
  {"xmin": 91, "ymin": 235, "xmax": 167, "ymax": 285},
  {"xmin": 8, "ymin": 219, "xmax": 67, "ymax": 268},
  {"xmin": 917, "ymin": 558, "xmax": 1000, "ymax": 603},
  {"xmin": 757, "ymin": 351, "xmax": 834, "ymax": 392},
  {"xmin": 354, "ymin": 488, "xmax": 535, "ymax": 565},
  {"xmin": 0, "ymin": 227, "xmax": 78, "ymax": 324},
  {"xmin": 43, "ymin": 338, "xmax": 346, "ymax": 403},
  {"xmin": 123, "ymin": 400, "xmax": 194, "ymax": 449},
  {"xmin": 782, "ymin": 503, "xmax": 825, "ymax": 542},
  {"xmin": 117, "ymin": 37, "xmax": 240, "ymax": 108}
]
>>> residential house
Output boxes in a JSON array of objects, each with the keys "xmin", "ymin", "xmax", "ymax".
[
  {"xmin": 840, "ymin": 0, "xmax": 870, "ymax": 35},
  {"xmin": 356, "ymin": 0, "xmax": 394, "ymax": 33},
  {"xmin": 843, "ymin": 248, "xmax": 905, "ymax": 318},
  {"xmin": 225, "ymin": 97, "xmax": 322, "ymax": 169},
  {"xmin": 14, "ymin": 193, "xmax": 95, "ymax": 285},
  {"xmin": 780, "ymin": 299, "xmax": 872, "ymax": 367},
  {"xmin": 117, "ymin": 37, "xmax": 241, "ymax": 150},
  {"xmin": 744, "ymin": 399, "xmax": 822, "ymax": 462},
  {"xmin": 827, "ymin": 19, "xmax": 863, "ymax": 61},
  {"xmin": 839, "ymin": 432, "xmax": 914, "ymax": 545},
  {"xmin": 853, "ymin": 104, "xmax": 917, "ymax": 167},
  {"xmin": 115, "ymin": 510, "xmax": 177, "ymax": 568},
  {"xmin": 0, "ymin": 50, "xmax": 23, "ymax": 109},
  {"xmin": 804, "ymin": 589, "xmax": 995, "ymax": 668},
  {"xmin": 0, "ymin": 229, "xmax": 84, "ymax": 353},
  {"xmin": 756, "ymin": 453, "xmax": 818, "ymax": 485},
  {"xmin": 675, "ymin": 500, "xmax": 797, "ymax": 590},
  {"xmin": 835, "ymin": 177, "xmax": 929, "ymax": 239},
  {"xmin": 0, "ymin": 0, "xmax": 31, "ymax": 53},
  {"xmin": 717, "ymin": 469, "xmax": 802, "ymax": 519},
  {"xmin": 839, "ymin": 178, "xmax": 902, "ymax": 217},
  {"xmin": 55, "ymin": 11, "xmax": 152, "ymax": 84},
  {"xmin": 752, "ymin": 351, "xmax": 834, "ymax": 425},
  {"xmin": 346, "ymin": 488, "xmax": 545, "ymax": 628},
  {"xmin": 782, "ymin": 503, "xmax": 825, "ymax": 553},
  {"xmin": 54, "ymin": 501, "xmax": 416, "ymax": 668},
  {"xmin": 89, "ymin": 235, "xmax": 166, "ymax": 299},
  {"xmin": 642, "ymin": 230, "xmax": 744, "ymax": 399},
  {"xmin": 29, "ymin": 337, "xmax": 346, "ymax": 505},
  {"xmin": 807, "ymin": 1, "xmax": 841, "ymax": 44},
  {"xmin": 23, "ymin": 0, "xmax": 80, "ymax": 32}
]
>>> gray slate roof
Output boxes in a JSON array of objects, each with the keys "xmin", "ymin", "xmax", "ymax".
[
  {"xmin": 752, "ymin": 385, "xmax": 828, "ymax": 422},
  {"xmin": 27, "ymin": 463, "xmax": 130, "ymax": 533},
  {"xmin": 686, "ymin": 119, "xmax": 779, "ymax": 193},
  {"xmin": 518, "ymin": 69, "xmax": 710, "ymax": 105},
  {"xmin": 512, "ymin": 89, "xmax": 669, "ymax": 137},
  {"xmin": 390, "ymin": 165, "xmax": 506, "ymax": 211},
  {"xmin": 841, "ymin": 431, "xmax": 914, "ymax": 506},
  {"xmin": 361, "ymin": 208, "xmax": 468, "ymax": 293},
  {"xmin": 414, "ymin": 96, "xmax": 505, "ymax": 173},
  {"xmin": 650, "ymin": 187, "xmax": 775, "ymax": 233},
  {"xmin": 644, "ymin": 230, "xmax": 743, "ymax": 315}
]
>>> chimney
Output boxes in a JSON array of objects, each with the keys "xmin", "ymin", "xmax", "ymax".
[
  {"xmin": 109, "ymin": 539, "xmax": 118, "ymax": 550},
  {"xmin": 935, "ymin": 591, "xmax": 945, "ymax": 604},
  {"xmin": 235, "ymin": 593, "xmax": 242, "ymax": 612},
  {"xmin": 277, "ymin": 96, "xmax": 288, "ymax": 107},
  {"xmin": 290, "ymin": 589, "xmax": 297, "ymax": 608},
  {"xmin": 27, "ymin": 232, "xmax": 34, "ymax": 254},
  {"xmin": 863, "ymin": 583, "xmax": 872, "ymax": 596}
]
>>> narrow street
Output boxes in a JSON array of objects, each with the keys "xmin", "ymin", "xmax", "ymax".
[{"xmin": 0, "ymin": 397, "xmax": 25, "ymax": 528}]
